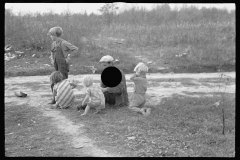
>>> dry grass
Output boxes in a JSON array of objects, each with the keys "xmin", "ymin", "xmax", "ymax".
[{"xmin": 5, "ymin": 8, "xmax": 235, "ymax": 77}]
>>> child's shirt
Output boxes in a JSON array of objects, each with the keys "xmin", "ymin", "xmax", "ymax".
[
  {"xmin": 130, "ymin": 74, "xmax": 147, "ymax": 95},
  {"xmin": 85, "ymin": 83, "xmax": 105, "ymax": 106},
  {"xmin": 51, "ymin": 38, "xmax": 78, "ymax": 58},
  {"xmin": 54, "ymin": 79, "xmax": 75, "ymax": 108}
]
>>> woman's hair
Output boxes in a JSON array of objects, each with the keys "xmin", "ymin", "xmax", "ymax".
[
  {"xmin": 50, "ymin": 71, "xmax": 63, "ymax": 84},
  {"xmin": 82, "ymin": 75, "xmax": 93, "ymax": 87}
]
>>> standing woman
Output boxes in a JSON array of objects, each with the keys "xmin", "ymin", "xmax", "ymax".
[{"xmin": 48, "ymin": 26, "xmax": 78, "ymax": 104}]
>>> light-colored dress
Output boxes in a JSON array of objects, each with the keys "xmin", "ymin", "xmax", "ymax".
[
  {"xmin": 54, "ymin": 79, "xmax": 75, "ymax": 108},
  {"xmin": 85, "ymin": 83, "xmax": 105, "ymax": 110}
]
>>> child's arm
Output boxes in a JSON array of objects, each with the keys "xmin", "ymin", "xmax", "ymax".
[
  {"xmin": 62, "ymin": 41, "xmax": 78, "ymax": 58},
  {"xmin": 101, "ymin": 87, "xmax": 108, "ymax": 92},
  {"xmin": 130, "ymin": 73, "xmax": 142, "ymax": 82},
  {"xmin": 106, "ymin": 82, "xmax": 123, "ymax": 94},
  {"xmin": 69, "ymin": 82, "xmax": 77, "ymax": 89},
  {"xmin": 82, "ymin": 95, "xmax": 89, "ymax": 106},
  {"xmin": 82, "ymin": 88, "xmax": 90, "ymax": 105}
]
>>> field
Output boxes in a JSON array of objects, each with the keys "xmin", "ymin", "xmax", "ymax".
[
  {"xmin": 5, "ymin": 6, "xmax": 235, "ymax": 76},
  {"xmin": 5, "ymin": 73, "xmax": 235, "ymax": 157}
]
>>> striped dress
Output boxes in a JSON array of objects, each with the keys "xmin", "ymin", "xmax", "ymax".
[{"xmin": 53, "ymin": 79, "xmax": 75, "ymax": 108}]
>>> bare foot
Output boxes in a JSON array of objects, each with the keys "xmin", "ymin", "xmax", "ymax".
[
  {"xmin": 51, "ymin": 104, "xmax": 58, "ymax": 109},
  {"xmin": 81, "ymin": 113, "xmax": 86, "ymax": 116},
  {"xmin": 144, "ymin": 108, "xmax": 151, "ymax": 116},
  {"xmin": 94, "ymin": 110, "xmax": 100, "ymax": 114}
]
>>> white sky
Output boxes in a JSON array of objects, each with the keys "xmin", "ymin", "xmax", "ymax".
[{"xmin": 5, "ymin": 3, "xmax": 235, "ymax": 15}]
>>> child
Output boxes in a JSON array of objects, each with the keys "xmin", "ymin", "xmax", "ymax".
[
  {"xmin": 80, "ymin": 75, "xmax": 105, "ymax": 116},
  {"xmin": 47, "ymin": 26, "xmax": 78, "ymax": 104},
  {"xmin": 50, "ymin": 71, "xmax": 77, "ymax": 109},
  {"xmin": 128, "ymin": 62, "xmax": 151, "ymax": 116}
]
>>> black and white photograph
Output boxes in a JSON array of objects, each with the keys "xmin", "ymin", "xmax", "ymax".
[{"xmin": 5, "ymin": 3, "xmax": 235, "ymax": 157}]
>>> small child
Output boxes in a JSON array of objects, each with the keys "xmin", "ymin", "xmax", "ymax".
[
  {"xmin": 80, "ymin": 75, "xmax": 105, "ymax": 116},
  {"xmin": 50, "ymin": 71, "xmax": 77, "ymax": 109},
  {"xmin": 128, "ymin": 62, "xmax": 151, "ymax": 116}
]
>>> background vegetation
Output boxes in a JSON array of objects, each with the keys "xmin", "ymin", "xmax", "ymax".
[{"xmin": 5, "ymin": 4, "xmax": 235, "ymax": 76}]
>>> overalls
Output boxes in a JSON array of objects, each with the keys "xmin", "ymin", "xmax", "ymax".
[{"xmin": 50, "ymin": 39, "xmax": 69, "ymax": 92}]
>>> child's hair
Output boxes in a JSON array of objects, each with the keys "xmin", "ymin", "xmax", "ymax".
[
  {"xmin": 50, "ymin": 71, "xmax": 63, "ymax": 84},
  {"xmin": 134, "ymin": 62, "xmax": 148, "ymax": 73},
  {"xmin": 48, "ymin": 26, "xmax": 63, "ymax": 37},
  {"xmin": 82, "ymin": 75, "xmax": 93, "ymax": 87}
]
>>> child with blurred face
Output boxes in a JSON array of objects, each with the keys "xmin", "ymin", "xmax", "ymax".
[
  {"xmin": 80, "ymin": 75, "xmax": 105, "ymax": 116},
  {"xmin": 50, "ymin": 71, "xmax": 77, "ymax": 109}
]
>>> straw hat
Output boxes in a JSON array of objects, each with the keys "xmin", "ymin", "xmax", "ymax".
[{"xmin": 99, "ymin": 55, "xmax": 119, "ymax": 63}]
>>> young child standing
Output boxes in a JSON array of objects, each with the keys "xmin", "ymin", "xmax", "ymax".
[
  {"xmin": 47, "ymin": 26, "xmax": 78, "ymax": 104},
  {"xmin": 80, "ymin": 75, "xmax": 105, "ymax": 116},
  {"xmin": 128, "ymin": 62, "xmax": 151, "ymax": 116},
  {"xmin": 50, "ymin": 71, "xmax": 77, "ymax": 109}
]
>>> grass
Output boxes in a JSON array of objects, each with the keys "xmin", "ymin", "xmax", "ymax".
[
  {"xmin": 5, "ymin": 102, "xmax": 90, "ymax": 157},
  {"xmin": 5, "ymin": 75, "xmax": 235, "ymax": 157},
  {"xmin": 56, "ymin": 92, "xmax": 235, "ymax": 157},
  {"xmin": 5, "ymin": 17, "xmax": 235, "ymax": 77},
  {"xmin": 100, "ymin": 22, "xmax": 235, "ymax": 70},
  {"xmin": 4, "ymin": 49, "xmax": 235, "ymax": 78}
]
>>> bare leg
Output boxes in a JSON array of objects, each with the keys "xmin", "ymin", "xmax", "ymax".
[
  {"xmin": 94, "ymin": 109, "xmax": 100, "ymax": 114},
  {"xmin": 49, "ymin": 84, "xmax": 56, "ymax": 104},
  {"xmin": 81, "ymin": 105, "xmax": 90, "ymax": 116},
  {"xmin": 129, "ymin": 105, "xmax": 141, "ymax": 112}
]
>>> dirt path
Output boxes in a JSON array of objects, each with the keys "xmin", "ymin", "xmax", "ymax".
[
  {"xmin": 5, "ymin": 72, "xmax": 235, "ymax": 157},
  {"xmin": 5, "ymin": 87, "xmax": 118, "ymax": 157}
]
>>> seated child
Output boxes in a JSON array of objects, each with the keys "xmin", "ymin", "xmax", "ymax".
[
  {"xmin": 128, "ymin": 62, "xmax": 151, "ymax": 116},
  {"xmin": 79, "ymin": 75, "xmax": 105, "ymax": 116},
  {"xmin": 50, "ymin": 71, "xmax": 77, "ymax": 109}
]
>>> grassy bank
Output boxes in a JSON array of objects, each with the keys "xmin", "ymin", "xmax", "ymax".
[{"xmin": 4, "ymin": 46, "xmax": 235, "ymax": 78}]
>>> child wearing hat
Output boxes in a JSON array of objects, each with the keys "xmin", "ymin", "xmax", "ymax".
[
  {"xmin": 50, "ymin": 71, "xmax": 77, "ymax": 109},
  {"xmin": 48, "ymin": 26, "xmax": 78, "ymax": 104},
  {"xmin": 79, "ymin": 75, "xmax": 105, "ymax": 116},
  {"xmin": 128, "ymin": 62, "xmax": 151, "ymax": 116}
]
